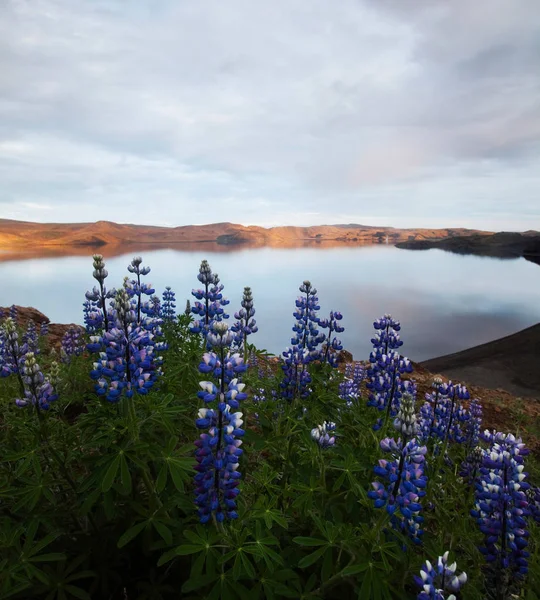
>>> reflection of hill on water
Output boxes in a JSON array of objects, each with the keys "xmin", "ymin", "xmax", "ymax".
[{"xmin": 0, "ymin": 239, "xmax": 386, "ymax": 262}]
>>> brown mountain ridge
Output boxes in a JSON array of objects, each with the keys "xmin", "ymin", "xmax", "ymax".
[{"xmin": 0, "ymin": 218, "xmax": 491, "ymax": 250}]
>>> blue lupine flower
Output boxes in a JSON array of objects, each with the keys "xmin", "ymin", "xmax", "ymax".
[
  {"xmin": 231, "ymin": 286, "xmax": 257, "ymax": 358},
  {"xmin": 368, "ymin": 393, "xmax": 427, "ymax": 543},
  {"xmin": 318, "ymin": 311, "xmax": 345, "ymax": 367},
  {"xmin": 85, "ymin": 254, "xmax": 116, "ymax": 332},
  {"xmin": 126, "ymin": 257, "xmax": 155, "ymax": 325},
  {"xmin": 9, "ymin": 305, "xmax": 18, "ymax": 321},
  {"xmin": 0, "ymin": 317, "xmax": 29, "ymax": 382},
  {"xmin": 464, "ymin": 397, "xmax": 482, "ymax": 448},
  {"xmin": 194, "ymin": 321, "xmax": 246, "ymax": 523},
  {"xmin": 61, "ymin": 327, "xmax": 84, "ymax": 363},
  {"xmin": 414, "ymin": 551, "xmax": 467, "ymax": 600},
  {"xmin": 311, "ymin": 421, "xmax": 337, "ymax": 448},
  {"xmin": 141, "ymin": 295, "xmax": 161, "ymax": 319},
  {"xmin": 194, "ymin": 407, "xmax": 244, "ymax": 523},
  {"xmin": 280, "ymin": 280, "xmax": 326, "ymax": 402},
  {"xmin": 339, "ymin": 362, "xmax": 365, "ymax": 407},
  {"xmin": 471, "ymin": 432, "xmax": 530, "ymax": 578},
  {"xmin": 459, "ymin": 446, "xmax": 484, "ymax": 485},
  {"xmin": 434, "ymin": 382, "xmax": 470, "ymax": 444},
  {"xmin": 372, "ymin": 314, "xmax": 403, "ymax": 353},
  {"xmin": 40, "ymin": 322, "xmax": 49, "ymax": 337},
  {"xmin": 15, "ymin": 352, "xmax": 58, "ymax": 411},
  {"xmin": 22, "ymin": 320, "xmax": 39, "ymax": 355},
  {"xmin": 161, "ymin": 287, "xmax": 176, "ymax": 322},
  {"xmin": 190, "ymin": 260, "xmax": 230, "ymax": 338},
  {"xmin": 367, "ymin": 351, "xmax": 414, "ymax": 431}
]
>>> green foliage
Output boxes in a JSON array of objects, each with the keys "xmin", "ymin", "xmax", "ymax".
[{"xmin": 0, "ymin": 317, "xmax": 539, "ymax": 600}]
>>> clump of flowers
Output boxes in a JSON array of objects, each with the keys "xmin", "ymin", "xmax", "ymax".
[
  {"xmin": 471, "ymin": 431, "xmax": 530, "ymax": 585},
  {"xmin": 190, "ymin": 260, "xmax": 229, "ymax": 339},
  {"xmin": 414, "ymin": 551, "xmax": 467, "ymax": 600},
  {"xmin": 368, "ymin": 393, "xmax": 428, "ymax": 543},
  {"xmin": 231, "ymin": 286, "xmax": 257, "ymax": 358},
  {"xmin": 194, "ymin": 321, "xmax": 247, "ymax": 524},
  {"xmin": 88, "ymin": 288, "xmax": 166, "ymax": 402},
  {"xmin": 311, "ymin": 421, "xmax": 337, "ymax": 448},
  {"xmin": 15, "ymin": 352, "xmax": 58, "ymax": 411}
]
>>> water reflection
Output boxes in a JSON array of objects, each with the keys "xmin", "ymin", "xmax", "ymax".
[{"xmin": 1, "ymin": 245, "xmax": 539, "ymax": 362}]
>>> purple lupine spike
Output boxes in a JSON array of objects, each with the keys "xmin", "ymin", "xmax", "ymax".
[
  {"xmin": 127, "ymin": 257, "xmax": 155, "ymax": 325},
  {"xmin": 414, "ymin": 551, "xmax": 467, "ymax": 600},
  {"xmin": 22, "ymin": 321, "xmax": 39, "ymax": 354},
  {"xmin": 190, "ymin": 260, "xmax": 229, "ymax": 339},
  {"xmin": 161, "ymin": 287, "xmax": 176, "ymax": 322},
  {"xmin": 61, "ymin": 327, "xmax": 84, "ymax": 363},
  {"xmin": 318, "ymin": 310, "xmax": 345, "ymax": 367},
  {"xmin": 194, "ymin": 321, "xmax": 246, "ymax": 524},
  {"xmin": 368, "ymin": 394, "xmax": 427, "ymax": 543},
  {"xmin": 471, "ymin": 432, "xmax": 530, "ymax": 582},
  {"xmin": 15, "ymin": 352, "xmax": 58, "ymax": 411},
  {"xmin": 40, "ymin": 321, "xmax": 49, "ymax": 337},
  {"xmin": 231, "ymin": 286, "xmax": 257, "ymax": 359},
  {"xmin": 339, "ymin": 361, "xmax": 365, "ymax": 407},
  {"xmin": 280, "ymin": 280, "xmax": 325, "ymax": 402},
  {"xmin": 87, "ymin": 254, "xmax": 116, "ymax": 333}
]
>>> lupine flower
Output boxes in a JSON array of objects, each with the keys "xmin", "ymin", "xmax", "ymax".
[
  {"xmin": 161, "ymin": 287, "xmax": 176, "ymax": 322},
  {"xmin": 86, "ymin": 254, "xmax": 116, "ymax": 332},
  {"xmin": 318, "ymin": 311, "xmax": 345, "ymax": 367},
  {"xmin": 0, "ymin": 318, "xmax": 29, "ymax": 392},
  {"xmin": 61, "ymin": 327, "xmax": 84, "ymax": 363},
  {"xmin": 185, "ymin": 299, "xmax": 191, "ymax": 316},
  {"xmin": 339, "ymin": 362, "xmax": 365, "ymax": 407},
  {"xmin": 190, "ymin": 260, "xmax": 229, "ymax": 338},
  {"xmin": 368, "ymin": 394, "xmax": 427, "ymax": 543},
  {"xmin": 414, "ymin": 551, "xmax": 467, "ymax": 600},
  {"xmin": 46, "ymin": 360, "xmax": 61, "ymax": 388},
  {"xmin": 372, "ymin": 314, "xmax": 403, "ymax": 353},
  {"xmin": 231, "ymin": 286, "xmax": 258, "ymax": 358},
  {"xmin": 9, "ymin": 305, "xmax": 18, "ymax": 321},
  {"xmin": 434, "ymin": 383, "xmax": 470, "ymax": 444},
  {"xmin": 15, "ymin": 352, "xmax": 58, "ymax": 411},
  {"xmin": 40, "ymin": 322, "xmax": 49, "ymax": 337},
  {"xmin": 127, "ymin": 257, "xmax": 155, "ymax": 325},
  {"xmin": 141, "ymin": 295, "xmax": 161, "ymax": 319},
  {"xmin": 311, "ymin": 421, "xmax": 337, "ymax": 448},
  {"xmin": 22, "ymin": 320, "xmax": 39, "ymax": 354},
  {"xmin": 459, "ymin": 446, "xmax": 484, "ymax": 485},
  {"xmin": 464, "ymin": 397, "xmax": 482, "ymax": 449},
  {"xmin": 193, "ymin": 321, "xmax": 246, "ymax": 523},
  {"xmin": 471, "ymin": 432, "xmax": 530, "ymax": 579},
  {"xmin": 280, "ymin": 280, "xmax": 325, "ymax": 402}
]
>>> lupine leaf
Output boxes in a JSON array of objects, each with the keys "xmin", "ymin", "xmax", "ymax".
[
  {"xmin": 117, "ymin": 521, "xmax": 146, "ymax": 548},
  {"xmin": 298, "ymin": 546, "xmax": 328, "ymax": 568},
  {"xmin": 101, "ymin": 455, "xmax": 120, "ymax": 492},
  {"xmin": 293, "ymin": 537, "xmax": 327, "ymax": 546}
]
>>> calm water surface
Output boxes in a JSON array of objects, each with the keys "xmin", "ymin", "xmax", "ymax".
[{"xmin": 1, "ymin": 245, "xmax": 540, "ymax": 362}]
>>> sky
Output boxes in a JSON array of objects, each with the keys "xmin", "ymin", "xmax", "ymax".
[{"xmin": 0, "ymin": 0, "xmax": 539, "ymax": 231}]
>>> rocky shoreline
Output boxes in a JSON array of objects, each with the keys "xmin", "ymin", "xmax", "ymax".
[{"xmin": 395, "ymin": 231, "xmax": 540, "ymax": 265}]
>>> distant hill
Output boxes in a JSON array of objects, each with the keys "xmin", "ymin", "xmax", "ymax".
[
  {"xmin": 0, "ymin": 218, "xmax": 492, "ymax": 250},
  {"xmin": 395, "ymin": 231, "xmax": 540, "ymax": 265}
]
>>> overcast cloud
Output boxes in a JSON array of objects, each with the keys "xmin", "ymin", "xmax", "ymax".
[{"xmin": 0, "ymin": 0, "xmax": 539, "ymax": 230}]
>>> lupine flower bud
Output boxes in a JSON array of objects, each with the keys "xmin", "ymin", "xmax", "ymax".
[
  {"xmin": 311, "ymin": 422, "xmax": 337, "ymax": 448},
  {"xmin": 414, "ymin": 551, "xmax": 467, "ymax": 600}
]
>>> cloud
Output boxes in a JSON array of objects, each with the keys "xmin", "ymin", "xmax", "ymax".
[{"xmin": 0, "ymin": 0, "xmax": 539, "ymax": 229}]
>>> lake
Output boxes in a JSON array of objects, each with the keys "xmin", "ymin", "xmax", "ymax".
[{"xmin": 1, "ymin": 244, "xmax": 540, "ymax": 362}]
